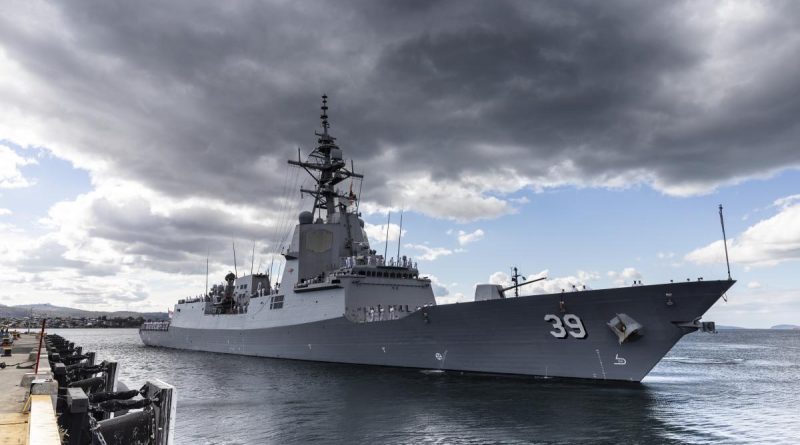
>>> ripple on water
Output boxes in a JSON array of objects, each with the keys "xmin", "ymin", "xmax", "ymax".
[
  {"xmin": 662, "ymin": 357, "xmax": 746, "ymax": 365},
  {"xmin": 51, "ymin": 329, "xmax": 800, "ymax": 445}
]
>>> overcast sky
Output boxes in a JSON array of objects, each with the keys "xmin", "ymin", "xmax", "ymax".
[{"xmin": 1, "ymin": 0, "xmax": 799, "ymax": 327}]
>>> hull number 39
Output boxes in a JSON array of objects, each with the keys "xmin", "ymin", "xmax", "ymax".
[{"xmin": 544, "ymin": 314, "xmax": 587, "ymax": 339}]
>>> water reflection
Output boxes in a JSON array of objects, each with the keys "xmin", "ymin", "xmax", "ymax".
[
  {"xmin": 138, "ymin": 349, "xmax": 678, "ymax": 444},
  {"xmin": 52, "ymin": 329, "xmax": 799, "ymax": 445}
]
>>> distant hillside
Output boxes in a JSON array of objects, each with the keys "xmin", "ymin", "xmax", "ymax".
[
  {"xmin": 716, "ymin": 325, "xmax": 747, "ymax": 330},
  {"xmin": 0, "ymin": 303, "xmax": 168, "ymax": 320},
  {"xmin": 771, "ymin": 324, "xmax": 800, "ymax": 330}
]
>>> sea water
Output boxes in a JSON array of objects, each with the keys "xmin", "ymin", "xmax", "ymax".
[{"xmin": 51, "ymin": 329, "xmax": 799, "ymax": 444}]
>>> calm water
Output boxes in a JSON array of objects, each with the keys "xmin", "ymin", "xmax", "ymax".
[{"xmin": 50, "ymin": 329, "xmax": 799, "ymax": 444}]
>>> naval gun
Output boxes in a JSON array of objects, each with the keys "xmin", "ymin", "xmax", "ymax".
[
  {"xmin": 502, "ymin": 276, "xmax": 547, "ymax": 294},
  {"xmin": 474, "ymin": 276, "xmax": 547, "ymax": 301}
]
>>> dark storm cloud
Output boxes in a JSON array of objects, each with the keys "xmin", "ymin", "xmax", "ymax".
[
  {"xmin": 84, "ymin": 193, "xmax": 280, "ymax": 273},
  {"xmin": 16, "ymin": 239, "xmax": 120, "ymax": 276},
  {"xmin": 3, "ymin": 0, "xmax": 800, "ymax": 213}
]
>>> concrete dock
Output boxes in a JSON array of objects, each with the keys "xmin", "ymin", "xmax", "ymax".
[{"xmin": 0, "ymin": 331, "xmax": 60, "ymax": 445}]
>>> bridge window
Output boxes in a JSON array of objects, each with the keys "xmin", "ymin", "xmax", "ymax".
[{"xmin": 270, "ymin": 295, "xmax": 284, "ymax": 310}]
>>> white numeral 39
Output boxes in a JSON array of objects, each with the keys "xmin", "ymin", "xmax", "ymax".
[{"xmin": 544, "ymin": 313, "xmax": 587, "ymax": 339}]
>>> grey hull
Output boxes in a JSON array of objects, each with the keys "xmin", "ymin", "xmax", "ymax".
[{"xmin": 140, "ymin": 280, "xmax": 733, "ymax": 382}]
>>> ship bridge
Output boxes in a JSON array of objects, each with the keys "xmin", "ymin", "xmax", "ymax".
[{"xmin": 339, "ymin": 254, "xmax": 420, "ymax": 279}]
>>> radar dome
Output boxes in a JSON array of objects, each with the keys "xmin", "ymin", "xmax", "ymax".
[{"xmin": 299, "ymin": 211, "xmax": 313, "ymax": 224}]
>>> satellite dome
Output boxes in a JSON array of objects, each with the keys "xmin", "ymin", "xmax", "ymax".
[{"xmin": 299, "ymin": 211, "xmax": 313, "ymax": 224}]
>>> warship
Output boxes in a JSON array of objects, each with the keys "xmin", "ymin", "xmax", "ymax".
[{"xmin": 140, "ymin": 96, "xmax": 734, "ymax": 382}]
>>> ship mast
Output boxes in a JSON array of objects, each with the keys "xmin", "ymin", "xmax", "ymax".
[{"xmin": 288, "ymin": 95, "xmax": 363, "ymax": 222}]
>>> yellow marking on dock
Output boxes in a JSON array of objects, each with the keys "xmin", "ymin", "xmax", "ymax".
[
  {"xmin": 29, "ymin": 395, "xmax": 61, "ymax": 444},
  {"xmin": 0, "ymin": 412, "xmax": 29, "ymax": 445}
]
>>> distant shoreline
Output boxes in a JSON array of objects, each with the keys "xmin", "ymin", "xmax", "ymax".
[{"xmin": 6, "ymin": 326, "xmax": 143, "ymax": 329}]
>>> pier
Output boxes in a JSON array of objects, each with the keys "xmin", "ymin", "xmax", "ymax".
[
  {"xmin": 0, "ymin": 328, "xmax": 175, "ymax": 445},
  {"xmin": 0, "ymin": 331, "xmax": 59, "ymax": 445}
]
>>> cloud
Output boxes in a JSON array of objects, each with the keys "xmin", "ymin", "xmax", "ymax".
[
  {"xmin": 361, "ymin": 174, "xmax": 518, "ymax": 222},
  {"xmin": 607, "ymin": 267, "xmax": 642, "ymax": 286},
  {"xmin": 457, "ymin": 229, "xmax": 484, "ymax": 246},
  {"xmin": 774, "ymin": 194, "xmax": 800, "ymax": 209},
  {"xmin": 0, "ymin": 144, "xmax": 36, "ymax": 188},
  {"xmin": 363, "ymin": 222, "xmax": 405, "ymax": 244},
  {"xmin": 705, "ymin": 287, "xmax": 800, "ymax": 328},
  {"xmin": 685, "ymin": 200, "xmax": 800, "ymax": 267},
  {"xmin": 0, "ymin": 178, "xmax": 282, "ymax": 286},
  {"xmin": 403, "ymin": 244, "xmax": 454, "ymax": 261},
  {"xmin": 47, "ymin": 280, "xmax": 150, "ymax": 305},
  {"xmin": 14, "ymin": 237, "xmax": 120, "ymax": 276},
  {"xmin": 1, "ymin": 0, "xmax": 799, "ymax": 224},
  {"xmin": 489, "ymin": 269, "xmax": 599, "ymax": 295},
  {"xmin": 436, "ymin": 292, "xmax": 467, "ymax": 305},
  {"xmin": 0, "ymin": 208, "xmax": 11, "ymax": 216},
  {"xmin": 421, "ymin": 274, "xmax": 468, "ymax": 305},
  {"xmin": 747, "ymin": 281, "xmax": 761, "ymax": 289},
  {"xmin": 422, "ymin": 274, "xmax": 450, "ymax": 297},
  {"xmin": 3, "ymin": 0, "xmax": 800, "ymax": 310}
]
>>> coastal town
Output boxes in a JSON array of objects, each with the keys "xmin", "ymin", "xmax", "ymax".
[
  {"xmin": 0, "ymin": 303, "xmax": 168, "ymax": 330},
  {"xmin": 0, "ymin": 315, "xmax": 153, "ymax": 329}
]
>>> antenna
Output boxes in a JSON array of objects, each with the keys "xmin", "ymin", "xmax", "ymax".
[
  {"xmin": 276, "ymin": 259, "xmax": 285, "ymax": 288},
  {"xmin": 719, "ymin": 204, "xmax": 732, "ymax": 281},
  {"xmin": 268, "ymin": 254, "xmax": 276, "ymax": 282},
  {"xmin": 321, "ymin": 94, "xmax": 330, "ymax": 135},
  {"xmin": 250, "ymin": 241, "xmax": 256, "ymax": 276},
  {"xmin": 205, "ymin": 249, "xmax": 209, "ymax": 297},
  {"xmin": 232, "ymin": 240, "xmax": 238, "ymax": 278},
  {"xmin": 396, "ymin": 210, "xmax": 404, "ymax": 260},
  {"xmin": 287, "ymin": 95, "xmax": 363, "ymax": 223},
  {"xmin": 383, "ymin": 212, "xmax": 391, "ymax": 261},
  {"xmin": 511, "ymin": 267, "xmax": 526, "ymax": 297},
  {"xmin": 355, "ymin": 177, "xmax": 364, "ymax": 214}
]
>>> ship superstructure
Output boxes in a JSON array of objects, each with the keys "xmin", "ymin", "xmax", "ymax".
[{"xmin": 141, "ymin": 97, "xmax": 734, "ymax": 382}]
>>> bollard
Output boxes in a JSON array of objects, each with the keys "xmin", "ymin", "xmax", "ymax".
[
  {"xmin": 142, "ymin": 379, "xmax": 176, "ymax": 445},
  {"xmin": 49, "ymin": 334, "xmax": 176, "ymax": 444},
  {"xmin": 64, "ymin": 387, "xmax": 89, "ymax": 445},
  {"xmin": 105, "ymin": 361, "xmax": 119, "ymax": 393},
  {"xmin": 97, "ymin": 361, "xmax": 119, "ymax": 420},
  {"xmin": 53, "ymin": 362, "xmax": 67, "ymax": 387}
]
